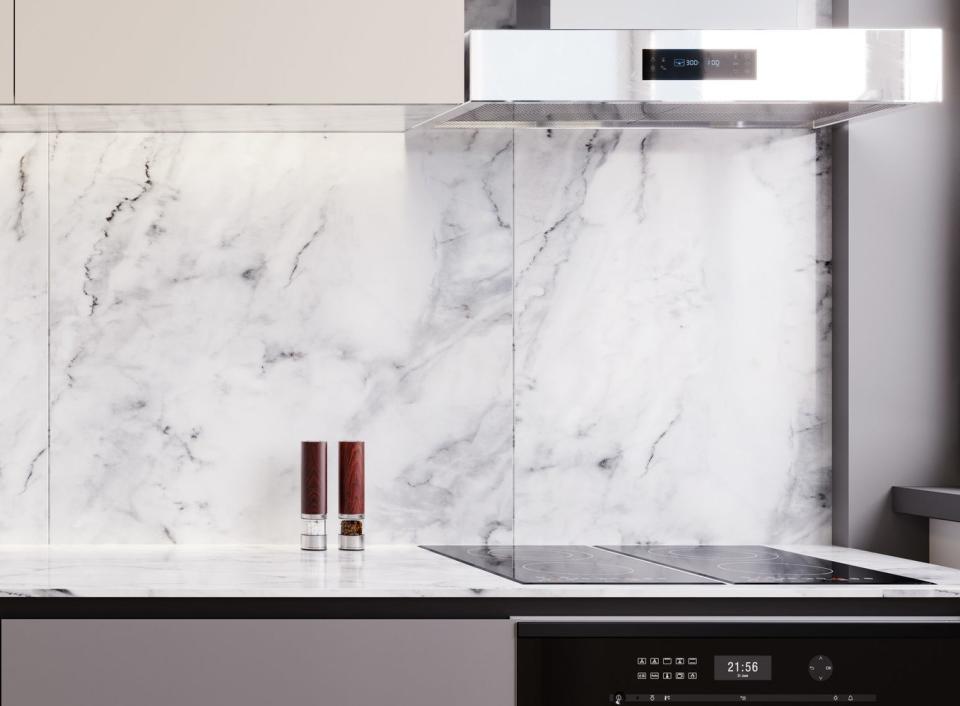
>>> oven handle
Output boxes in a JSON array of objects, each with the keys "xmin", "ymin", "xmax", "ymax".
[
  {"xmin": 510, "ymin": 615, "xmax": 960, "ymax": 623},
  {"xmin": 511, "ymin": 616, "xmax": 960, "ymax": 639}
]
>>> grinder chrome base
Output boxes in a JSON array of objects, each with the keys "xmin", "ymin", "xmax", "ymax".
[
  {"xmin": 339, "ymin": 534, "xmax": 364, "ymax": 551},
  {"xmin": 300, "ymin": 514, "xmax": 327, "ymax": 551},
  {"xmin": 301, "ymin": 534, "xmax": 327, "ymax": 551}
]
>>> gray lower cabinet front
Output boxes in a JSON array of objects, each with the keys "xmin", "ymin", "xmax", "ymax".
[{"xmin": 1, "ymin": 619, "xmax": 514, "ymax": 706}]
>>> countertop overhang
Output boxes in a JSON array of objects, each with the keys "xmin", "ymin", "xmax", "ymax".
[{"xmin": 2, "ymin": 545, "xmax": 959, "ymax": 620}]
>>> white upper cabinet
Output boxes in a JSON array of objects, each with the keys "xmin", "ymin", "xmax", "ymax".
[{"xmin": 14, "ymin": 0, "xmax": 464, "ymax": 104}]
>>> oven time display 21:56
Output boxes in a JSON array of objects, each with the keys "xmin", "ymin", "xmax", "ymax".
[{"xmin": 714, "ymin": 656, "xmax": 773, "ymax": 681}]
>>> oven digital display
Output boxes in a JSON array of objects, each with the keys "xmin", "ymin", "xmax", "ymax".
[
  {"xmin": 643, "ymin": 49, "xmax": 757, "ymax": 80},
  {"xmin": 714, "ymin": 656, "xmax": 772, "ymax": 681}
]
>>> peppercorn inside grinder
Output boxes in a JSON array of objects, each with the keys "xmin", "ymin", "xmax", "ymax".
[
  {"xmin": 338, "ymin": 441, "xmax": 365, "ymax": 550},
  {"xmin": 300, "ymin": 441, "xmax": 327, "ymax": 551}
]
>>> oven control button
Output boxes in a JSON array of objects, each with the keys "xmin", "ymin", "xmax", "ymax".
[
  {"xmin": 637, "ymin": 657, "xmax": 647, "ymax": 666},
  {"xmin": 651, "ymin": 658, "xmax": 660, "ymax": 666},
  {"xmin": 676, "ymin": 657, "xmax": 685, "ymax": 666},
  {"xmin": 809, "ymin": 655, "xmax": 834, "ymax": 682},
  {"xmin": 688, "ymin": 672, "xmax": 698, "ymax": 680},
  {"xmin": 663, "ymin": 657, "xmax": 673, "ymax": 665},
  {"xmin": 688, "ymin": 657, "xmax": 698, "ymax": 666},
  {"xmin": 637, "ymin": 672, "xmax": 647, "ymax": 680}
]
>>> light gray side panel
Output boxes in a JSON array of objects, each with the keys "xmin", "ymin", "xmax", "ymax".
[
  {"xmin": 1, "ymin": 619, "xmax": 515, "ymax": 706},
  {"xmin": 833, "ymin": 0, "xmax": 960, "ymax": 558}
]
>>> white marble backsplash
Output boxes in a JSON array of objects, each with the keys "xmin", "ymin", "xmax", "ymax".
[
  {"xmin": 513, "ymin": 130, "xmax": 831, "ymax": 545},
  {"xmin": 44, "ymin": 132, "xmax": 513, "ymax": 544},
  {"xmin": 0, "ymin": 127, "xmax": 830, "ymax": 545},
  {"xmin": 0, "ymin": 135, "xmax": 48, "ymax": 543}
]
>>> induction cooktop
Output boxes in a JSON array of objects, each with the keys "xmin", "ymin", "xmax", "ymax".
[
  {"xmin": 601, "ymin": 545, "xmax": 931, "ymax": 585},
  {"xmin": 422, "ymin": 545, "xmax": 931, "ymax": 585},
  {"xmin": 422, "ymin": 545, "xmax": 720, "ymax": 584}
]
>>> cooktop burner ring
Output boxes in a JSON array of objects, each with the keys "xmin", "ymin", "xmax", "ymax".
[
  {"xmin": 466, "ymin": 547, "xmax": 594, "ymax": 562},
  {"xmin": 716, "ymin": 561, "xmax": 835, "ymax": 578},
  {"xmin": 647, "ymin": 546, "xmax": 781, "ymax": 561},
  {"xmin": 520, "ymin": 561, "xmax": 637, "ymax": 578}
]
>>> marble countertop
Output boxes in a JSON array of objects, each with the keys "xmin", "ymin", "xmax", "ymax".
[{"xmin": 1, "ymin": 545, "xmax": 960, "ymax": 599}]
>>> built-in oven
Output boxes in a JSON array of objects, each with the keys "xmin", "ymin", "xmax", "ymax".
[{"xmin": 516, "ymin": 618, "xmax": 960, "ymax": 703}]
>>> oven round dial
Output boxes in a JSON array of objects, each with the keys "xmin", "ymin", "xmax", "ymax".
[{"xmin": 808, "ymin": 655, "xmax": 834, "ymax": 682}]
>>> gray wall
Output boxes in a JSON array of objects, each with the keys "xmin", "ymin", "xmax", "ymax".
[{"xmin": 834, "ymin": 0, "xmax": 960, "ymax": 559}]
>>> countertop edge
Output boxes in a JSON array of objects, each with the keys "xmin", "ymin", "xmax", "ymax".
[{"xmin": 3, "ymin": 594, "xmax": 960, "ymax": 620}]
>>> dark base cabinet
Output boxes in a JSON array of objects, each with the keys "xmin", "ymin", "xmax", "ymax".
[{"xmin": 1, "ymin": 619, "xmax": 514, "ymax": 706}]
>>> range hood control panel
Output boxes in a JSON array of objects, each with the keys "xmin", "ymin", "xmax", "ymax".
[
  {"xmin": 517, "ymin": 621, "xmax": 960, "ymax": 704},
  {"xmin": 643, "ymin": 49, "xmax": 757, "ymax": 80}
]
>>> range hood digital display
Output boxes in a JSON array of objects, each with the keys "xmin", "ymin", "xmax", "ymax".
[{"xmin": 643, "ymin": 49, "xmax": 757, "ymax": 81}]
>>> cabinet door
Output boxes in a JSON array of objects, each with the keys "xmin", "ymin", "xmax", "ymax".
[
  {"xmin": 15, "ymin": 0, "xmax": 463, "ymax": 104},
  {"xmin": 1, "ymin": 619, "xmax": 515, "ymax": 706}
]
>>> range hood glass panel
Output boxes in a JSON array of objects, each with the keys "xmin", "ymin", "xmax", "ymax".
[{"xmin": 433, "ymin": 29, "xmax": 943, "ymax": 130}]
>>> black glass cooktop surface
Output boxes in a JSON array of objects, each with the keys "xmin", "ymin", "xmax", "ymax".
[
  {"xmin": 422, "ymin": 545, "xmax": 721, "ymax": 584},
  {"xmin": 601, "ymin": 545, "xmax": 931, "ymax": 585}
]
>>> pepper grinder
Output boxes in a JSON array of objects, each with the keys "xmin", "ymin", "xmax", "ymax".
[
  {"xmin": 300, "ymin": 441, "xmax": 327, "ymax": 551},
  {"xmin": 338, "ymin": 441, "xmax": 365, "ymax": 551}
]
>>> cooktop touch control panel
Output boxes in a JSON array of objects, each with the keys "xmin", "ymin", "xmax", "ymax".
[{"xmin": 517, "ymin": 621, "xmax": 960, "ymax": 704}]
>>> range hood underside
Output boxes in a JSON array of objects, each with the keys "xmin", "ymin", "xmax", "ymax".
[{"xmin": 424, "ymin": 101, "xmax": 900, "ymax": 130}]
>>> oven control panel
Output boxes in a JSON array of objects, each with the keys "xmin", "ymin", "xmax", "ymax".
[
  {"xmin": 517, "ymin": 621, "xmax": 960, "ymax": 704},
  {"xmin": 633, "ymin": 653, "xmax": 704, "ymax": 684}
]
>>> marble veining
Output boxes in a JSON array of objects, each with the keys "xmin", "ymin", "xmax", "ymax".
[
  {"xmin": 0, "ymin": 545, "xmax": 957, "ymax": 599},
  {"xmin": 513, "ymin": 130, "xmax": 831, "ymax": 545},
  {"xmin": 0, "ymin": 135, "xmax": 48, "ymax": 543},
  {"xmin": 46, "ymin": 132, "xmax": 513, "ymax": 545},
  {"xmin": 0, "ymin": 125, "xmax": 833, "ymax": 546}
]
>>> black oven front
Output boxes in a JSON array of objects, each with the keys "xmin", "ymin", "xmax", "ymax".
[{"xmin": 516, "ymin": 619, "xmax": 960, "ymax": 704}]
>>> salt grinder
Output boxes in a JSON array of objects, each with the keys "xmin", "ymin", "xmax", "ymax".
[
  {"xmin": 338, "ymin": 441, "xmax": 365, "ymax": 551},
  {"xmin": 300, "ymin": 441, "xmax": 327, "ymax": 551}
]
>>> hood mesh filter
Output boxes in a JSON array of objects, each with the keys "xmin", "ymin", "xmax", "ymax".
[{"xmin": 431, "ymin": 101, "xmax": 897, "ymax": 129}]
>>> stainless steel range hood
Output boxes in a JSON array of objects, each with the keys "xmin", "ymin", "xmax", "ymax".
[{"xmin": 418, "ymin": 29, "xmax": 943, "ymax": 130}]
